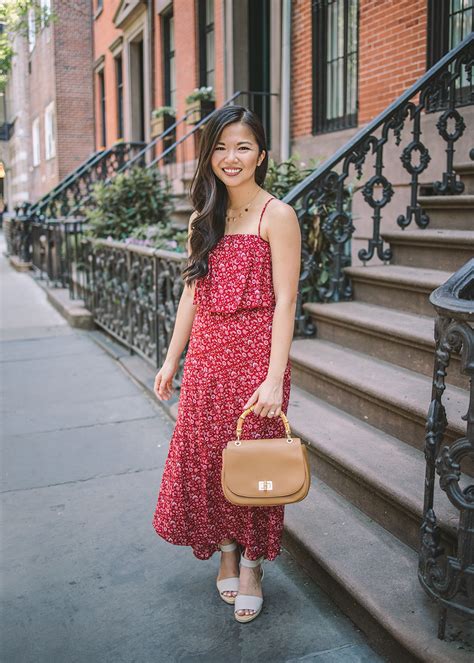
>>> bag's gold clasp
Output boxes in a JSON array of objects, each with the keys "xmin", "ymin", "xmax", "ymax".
[{"xmin": 258, "ymin": 480, "xmax": 273, "ymax": 491}]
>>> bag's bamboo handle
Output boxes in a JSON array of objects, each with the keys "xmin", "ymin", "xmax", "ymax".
[{"xmin": 235, "ymin": 403, "xmax": 292, "ymax": 439}]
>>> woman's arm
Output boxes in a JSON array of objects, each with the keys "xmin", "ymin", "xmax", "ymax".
[
  {"xmin": 243, "ymin": 200, "xmax": 301, "ymax": 416},
  {"xmin": 266, "ymin": 201, "xmax": 301, "ymax": 381}
]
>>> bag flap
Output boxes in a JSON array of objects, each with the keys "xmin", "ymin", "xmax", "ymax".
[{"xmin": 222, "ymin": 438, "xmax": 307, "ymax": 498}]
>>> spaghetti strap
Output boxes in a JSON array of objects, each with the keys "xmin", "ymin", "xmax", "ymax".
[{"xmin": 258, "ymin": 196, "xmax": 276, "ymax": 240}]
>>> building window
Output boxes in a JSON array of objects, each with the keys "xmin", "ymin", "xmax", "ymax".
[
  {"xmin": 44, "ymin": 101, "xmax": 55, "ymax": 160},
  {"xmin": 115, "ymin": 54, "xmax": 124, "ymax": 139},
  {"xmin": 427, "ymin": 0, "xmax": 473, "ymax": 107},
  {"xmin": 98, "ymin": 70, "xmax": 106, "ymax": 146},
  {"xmin": 162, "ymin": 10, "xmax": 176, "ymax": 108},
  {"xmin": 28, "ymin": 8, "xmax": 36, "ymax": 52},
  {"xmin": 312, "ymin": 0, "xmax": 359, "ymax": 135},
  {"xmin": 198, "ymin": 0, "xmax": 215, "ymax": 89},
  {"xmin": 40, "ymin": 0, "xmax": 51, "ymax": 28},
  {"xmin": 32, "ymin": 117, "xmax": 40, "ymax": 166}
]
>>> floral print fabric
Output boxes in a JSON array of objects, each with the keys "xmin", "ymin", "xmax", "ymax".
[{"xmin": 152, "ymin": 198, "xmax": 292, "ymax": 561}]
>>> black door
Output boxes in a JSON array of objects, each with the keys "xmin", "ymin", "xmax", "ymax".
[{"xmin": 248, "ymin": 0, "xmax": 271, "ymax": 147}]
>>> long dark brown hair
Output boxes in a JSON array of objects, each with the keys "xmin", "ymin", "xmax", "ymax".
[{"xmin": 182, "ymin": 106, "xmax": 269, "ymax": 287}]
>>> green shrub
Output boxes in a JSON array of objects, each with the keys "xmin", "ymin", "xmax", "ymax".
[
  {"xmin": 264, "ymin": 153, "xmax": 325, "ymax": 199},
  {"xmin": 84, "ymin": 167, "xmax": 173, "ymax": 241}
]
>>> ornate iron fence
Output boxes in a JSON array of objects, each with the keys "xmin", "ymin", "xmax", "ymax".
[
  {"xmin": 419, "ymin": 258, "xmax": 474, "ymax": 639},
  {"xmin": 30, "ymin": 218, "xmax": 88, "ymax": 298},
  {"xmin": 283, "ymin": 32, "xmax": 473, "ymax": 336},
  {"xmin": 78, "ymin": 237, "xmax": 188, "ymax": 381}
]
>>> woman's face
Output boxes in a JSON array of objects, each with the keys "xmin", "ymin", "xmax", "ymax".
[{"xmin": 210, "ymin": 121, "xmax": 265, "ymax": 188}]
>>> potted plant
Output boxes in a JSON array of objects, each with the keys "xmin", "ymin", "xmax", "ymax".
[
  {"xmin": 151, "ymin": 106, "xmax": 176, "ymax": 138},
  {"xmin": 185, "ymin": 87, "xmax": 215, "ymax": 125}
]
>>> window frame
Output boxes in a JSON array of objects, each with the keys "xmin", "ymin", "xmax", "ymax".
[
  {"xmin": 162, "ymin": 9, "xmax": 176, "ymax": 108},
  {"xmin": 312, "ymin": 0, "xmax": 359, "ymax": 135},
  {"xmin": 32, "ymin": 117, "xmax": 40, "ymax": 167},
  {"xmin": 115, "ymin": 53, "xmax": 124, "ymax": 140},
  {"xmin": 427, "ymin": 0, "xmax": 474, "ymax": 68},
  {"xmin": 28, "ymin": 8, "xmax": 36, "ymax": 52},
  {"xmin": 198, "ymin": 0, "xmax": 215, "ymax": 89},
  {"xmin": 44, "ymin": 101, "xmax": 56, "ymax": 160},
  {"xmin": 98, "ymin": 69, "xmax": 107, "ymax": 147}
]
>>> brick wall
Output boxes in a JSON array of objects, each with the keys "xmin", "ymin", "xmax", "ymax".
[
  {"xmin": 291, "ymin": 0, "xmax": 428, "ymax": 140},
  {"xmin": 290, "ymin": 0, "xmax": 312, "ymax": 139},
  {"xmin": 359, "ymin": 0, "xmax": 427, "ymax": 123},
  {"xmin": 54, "ymin": 0, "xmax": 95, "ymax": 179},
  {"xmin": 92, "ymin": 0, "xmax": 122, "ymax": 149}
]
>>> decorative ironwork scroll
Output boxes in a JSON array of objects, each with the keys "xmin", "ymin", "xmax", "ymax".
[
  {"xmin": 79, "ymin": 238, "xmax": 189, "ymax": 384},
  {"xmin": 284, "ymin": 33, "xmax": 473, "ymax": 336},
  {"xmin": 419, "ymin": 258, "xmax": 474, "ymax": 639}
]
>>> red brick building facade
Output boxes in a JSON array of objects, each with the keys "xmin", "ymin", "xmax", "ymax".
[
  {"xmin": 3, "ymin": 0, "xmax": 471, "ymax": 206},
  {"xmin": 3, "ymin": 0, "xmax": 95, "ymax": 205},
  {"xmin": 90, "ymin": 0, "xmax": 471, "ymax": 169}
]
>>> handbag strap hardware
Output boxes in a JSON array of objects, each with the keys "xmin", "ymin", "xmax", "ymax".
[{"xmin": 235, "ymin": 404, "xmax": 293, "ymax": 442}]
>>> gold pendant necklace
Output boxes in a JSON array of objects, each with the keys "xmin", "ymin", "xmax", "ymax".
[{"xmin": 225, "ymin": 189, "xmax": 261, "ymax": 224}]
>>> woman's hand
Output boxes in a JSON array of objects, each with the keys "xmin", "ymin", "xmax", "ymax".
[
  {"xmin": 243, "ymin": 375, "xmax": 283, "ymax": 418},
  {"xmin": 154, "ymin": 357, "xmax": 179, "ymax": 400}
]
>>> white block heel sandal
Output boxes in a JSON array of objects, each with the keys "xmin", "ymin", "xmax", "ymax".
[
  {"xmin": 216, "ymin": 541, "xmax": 241, "ymax": 604},
  {"xmin": 234, "ymin": 554, "xmax": 265, "ymax": 623}
]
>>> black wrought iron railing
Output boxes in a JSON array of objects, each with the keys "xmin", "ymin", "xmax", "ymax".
[
  {"xmin": 30, "ymin": 218, "xmax": 88, "ymax": 298},
  {"xmin": 78, "ymin": 237, "xmax": 189, "ymax": 380},
  {"xmin": 28, "ymin": 141, "xmax": 146, "ymax": 219},
  {"xmin": 419, "ymin": 258, "xmax": 474, "ymax": 639},
  {"xmin": 283, "ymin": 32, "xmax": 473, "ymax": 336}
]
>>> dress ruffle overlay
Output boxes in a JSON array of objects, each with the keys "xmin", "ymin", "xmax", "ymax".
[{"xmin": 152, "ymin": 199, "xmax": 291, "ymax": 561}]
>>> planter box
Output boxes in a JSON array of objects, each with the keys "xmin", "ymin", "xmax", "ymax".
[
  {"xmin": 185, "ymin": 99, "xmax": 215, "ymax": 125},
  {"xmin": 151, "ymin": 113, "xmax": 175, "ymax": 138}
]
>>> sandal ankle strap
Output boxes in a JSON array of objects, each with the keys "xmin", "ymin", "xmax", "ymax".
[
  {"xmin": 219, "ymin": 541, "xmax": 238, "ymax": 552},
  {"xmin": 240, "ymin": 554, "xmax": 264, "ymax": 568}
]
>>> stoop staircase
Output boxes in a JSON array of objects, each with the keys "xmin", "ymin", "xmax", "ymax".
[{"xmin": 284, "ymin": 161, "xmax": 473, "ymax": 662}]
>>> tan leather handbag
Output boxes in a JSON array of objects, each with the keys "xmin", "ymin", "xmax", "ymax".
[{"xmin": 221, "ymin": 404, "xmax": 311, "ymax": 506}]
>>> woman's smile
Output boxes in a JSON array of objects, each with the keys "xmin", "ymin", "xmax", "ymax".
[{"xmin": 222, "ymin": 167, "xmax": 242, "ymax": 177}]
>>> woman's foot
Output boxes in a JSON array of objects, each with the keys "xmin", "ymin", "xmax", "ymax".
[
  {"xmin": 217, "ymin": 539, "xmax": 240, "ymax": 600},
  {"xmin": 235, "ymin": 551, "xmax": 263, "ymax": 618}
]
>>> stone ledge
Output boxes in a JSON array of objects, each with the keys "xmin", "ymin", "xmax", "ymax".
[
  {"xmin": 45, "ymin": 287, "xmax": 95, "ymax": 330},
  {"xmin": 9, "ymin": 256, "xmax": 32, "ymax": 272}
]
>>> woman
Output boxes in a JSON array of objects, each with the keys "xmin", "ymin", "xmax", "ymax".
[{"xmin": 152, "ymin": 105, "xmax": 301, "ymax": 623}]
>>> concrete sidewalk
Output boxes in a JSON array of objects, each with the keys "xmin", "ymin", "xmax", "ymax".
[{"xmin": 0, "ymin": 230, "xmax": 384, "ymax": 663}]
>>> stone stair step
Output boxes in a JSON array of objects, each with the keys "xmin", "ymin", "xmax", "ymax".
[
  {"xmin": 344, "ymin": 264, "xmax": 452, "ymax": 316},
  {"xmin": 382, "ymin": 228, "xmax": 474, "ymax": 273},
  {"xmin": 303, "ymin": 301, "xmax": 466, "ymax": 389},
  {"xmin": 289, "ymin": 337, "xmax": 468, "ymax": 451},
  {"xmin": 417, "ymin": 194, "xmax": 474, "ymax": 230},
  {"xmin": 454, "ymin": 161, "xmax": 474, "ymax": 194},
  {"xmin": 283, "ymin": 479, "xmax": 473, "ymax": 663},
  {"xmin": 287, "ymin": 384, "xmax": 466, "ymax": 551}
]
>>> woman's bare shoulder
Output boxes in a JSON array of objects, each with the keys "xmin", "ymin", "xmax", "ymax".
[{"xmin": 263, "ymin": 198, "xmax": 299, "ymax": 241}]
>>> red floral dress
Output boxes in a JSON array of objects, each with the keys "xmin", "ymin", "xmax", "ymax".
[{"xmin": 152, "ymin": 196, "xmax": 292, "ymax": 561}]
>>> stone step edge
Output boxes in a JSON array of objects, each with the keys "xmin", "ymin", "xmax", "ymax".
[
  {"xmin": 382, "ymin": 229, "xmax": 474, "ymax": 246},
  {"xmin": 303, "ymin": 300, "xmax": 435, "ymax": 350},
  {"xmin": 288, "ymin": 384, "xmax": 459, "ymax": 541},
  {"xmin": 454, "ymin": 162, "xmax": 474, "ymax": 174},
  {"xmin": 344, "ymin": 264, "xmax": 452, "ymax": 291},
  {"xmin": 417, "ymin": 194, "xmax": 474, "ymax": 208},
  {"xmin": 289, "ymin": 337, "xmax": 466, "ymax": 436},
  {"xmin": 283, "ymin": 480, "xmax": 472, "ymax": 663}
]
